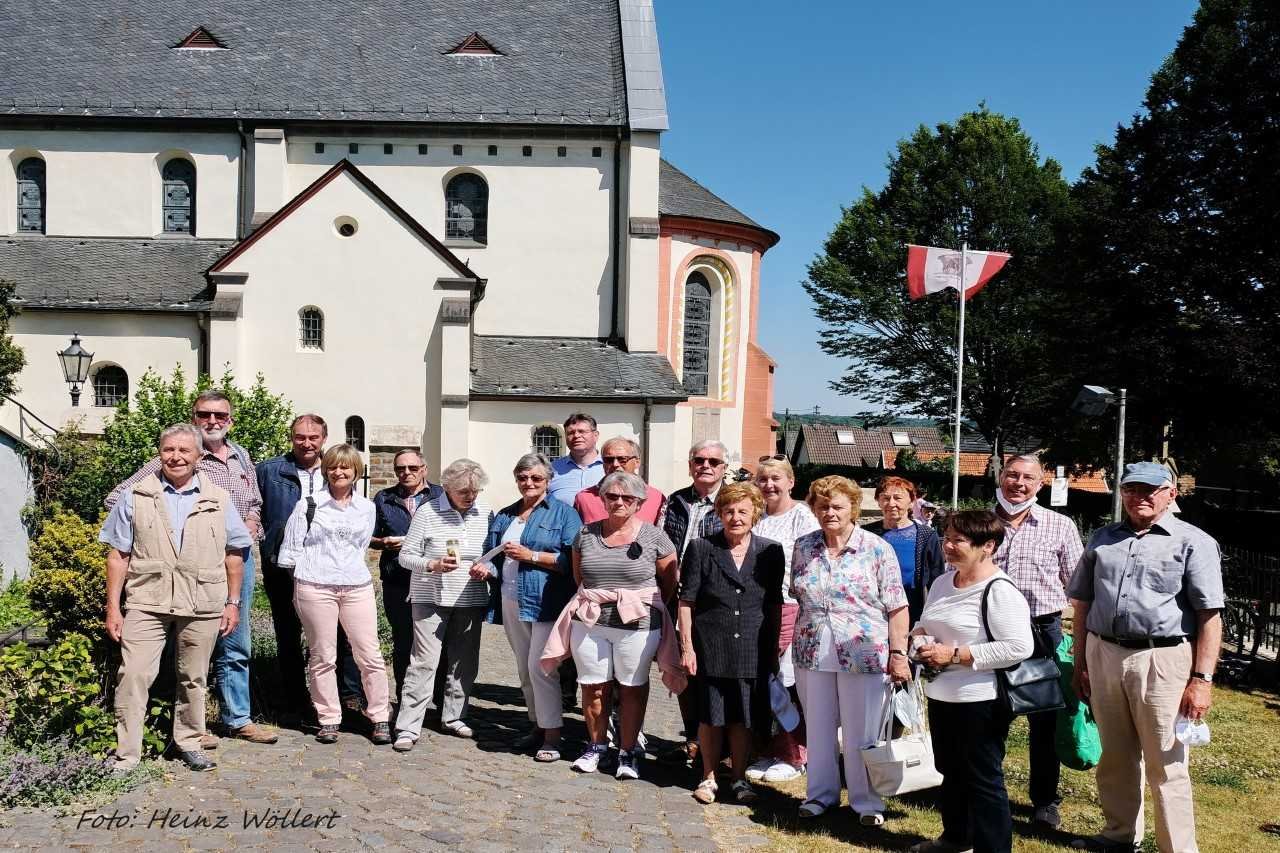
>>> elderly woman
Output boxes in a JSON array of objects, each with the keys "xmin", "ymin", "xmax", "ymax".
[
  {"xmin": 541, "ymin": 470, "xmax": 679, "ymax": 780},
  {"xmin": 480, "ymin": 453, "xmax": 582, "ymax": 762},
  {"xmin": 277, "ymin": 444, "xmax": 390, "ymax": 745},
  {"xmin": 746, "ymin": 457, "xmax": 820, "ymax": 783},
  {"xmin": 791, "ymin": 475, "xmax": 911, "ymax": 822},
  {"xmin": 679, "ymin": 482, "xmax": 785, "ymax": 805},
  {"xmin": 865, "ymin": 476, "xmax": 947, "ymax": 625},
  {"xmin": 909, "ymin": 511, "xmax": 1033, "ymax": 853},
  {"xmin": 392, "ymin": 458, "xmax": 493, "ymax": 751}
]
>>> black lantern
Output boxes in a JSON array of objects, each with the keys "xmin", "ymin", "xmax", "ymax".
[{"xmin": 57, "ymin": 333, "xmax": 94, "ymax": 406}]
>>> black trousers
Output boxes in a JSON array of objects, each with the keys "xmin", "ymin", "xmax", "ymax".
[
  {"xmin": 382, "ymin": 573, "xmax": 413, "ymax": 705},
  {"xmin": 1028, "ymin": 614, "xmax": 1063, "ymax": 807},
  {"xmin": 929, "ymin": 697, "xmax": 1014, "ymax": 853},
  {"xmin": 261, "ymin": 558, "xmax": 365, "ymax": 716}
]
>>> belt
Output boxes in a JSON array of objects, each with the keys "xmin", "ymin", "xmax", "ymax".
[
  {"xmin": 1032, "ymin": 613, "xmax": 1061, "ymax": 625},
  {"xmin": 1096, "ymin": 634, "xmax": 1187, "ymax": 649}
]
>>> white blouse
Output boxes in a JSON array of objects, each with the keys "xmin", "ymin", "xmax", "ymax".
[
  {"xmin": 398, "ymin": 492, "xmax": 493, "ymax": 607},
  {"xmin": 276, "ymin": 489, "xmax": 377, "ymax": 586}
]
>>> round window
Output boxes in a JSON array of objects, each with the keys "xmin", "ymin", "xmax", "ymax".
[{"xmin": 333, "ymin": 216, "xmax": 358, "ymax": 237}]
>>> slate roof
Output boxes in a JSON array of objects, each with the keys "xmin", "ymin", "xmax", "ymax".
[
  {"xmin": 658, "ymin": 159, "xmax": 778, "ymax": 244},
  {"xmin": 1, "ymin": 236, "xmax": 229, "ymax": 312},
  {"xmin": 471, "ymin": 336, "xmax": 686, "ymax": 402},
  {"xmin": 795, "ymin": 423, "xmax": 949, "ymax": 467},
  {"xmin": 0, "ymin": 0, "xmax": 626, "ymax": 125}
]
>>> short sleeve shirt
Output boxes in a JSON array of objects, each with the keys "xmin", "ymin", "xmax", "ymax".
[{"xmin": 574, "ymin": 521, "xmax": 676, "ymax": 630}]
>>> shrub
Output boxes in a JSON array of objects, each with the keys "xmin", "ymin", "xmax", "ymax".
[
  {"xmin": 0, "ymin": 635, "xmax": 114, "ymax": 754},
  {"xmin": 26, "ymin": 508, "xmax": 109, "ymax": 650},
  {"xmin": 0, "ymin": 578, "xmax": 37, "ymax": 632}
]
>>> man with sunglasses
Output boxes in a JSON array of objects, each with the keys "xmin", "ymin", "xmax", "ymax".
[
  {"xmin": 548, "ymin": 413, "xmax": 605, "ymax": 505},
  {"xmin": 659, "ymin": 439, "xmax": 730, "ymax": 767},
  {"xmin": 574, "ymin": 437, "xmax": 665, "ymax": 524},
  {"xmin": 106, "ymin": 390, "xmax": 277, "ymax": 747},
  {"xmin": 370, "ymin": 449, "xmax": 443, "ymax": 705}
]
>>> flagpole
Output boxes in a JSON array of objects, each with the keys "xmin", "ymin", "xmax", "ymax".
[{"xmin": 951, "ymin": 242, "xmax": 967, "ymax": 509}]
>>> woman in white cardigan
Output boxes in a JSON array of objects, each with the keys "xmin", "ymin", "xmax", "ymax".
[{"xmin": 910, "ymin": 510, "xmax": 1033, "ymax": 853}]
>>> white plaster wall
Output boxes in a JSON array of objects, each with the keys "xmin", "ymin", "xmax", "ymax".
[
  {"xmin": 0, "ymin": 430, "xmax": 33, "ymax": 581},
  {"xmin": 624, "ymin": 131, "xmax": 661, "ymax": 351},
  {"xmin": 221, "ymin": 170, "xmax": 468, "ymax": 459},
  {"xmin": 8, "ymin": 311, "xmax": 201, "ymax": 433},
  {"xmin": 285, "ymin": 137, "xmax": 617, "ymax": 340},
  {"xmin": 0, "ymin": 129, "xmax": 240, "ymax": 238}
]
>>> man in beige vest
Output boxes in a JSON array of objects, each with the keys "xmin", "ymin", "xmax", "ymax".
[{"xmin": 100, "ymin": 424, "xmax": 252, "ymax": 771}]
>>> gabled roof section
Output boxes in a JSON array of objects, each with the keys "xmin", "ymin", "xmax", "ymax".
[
  {"xmin": 0, "ymin": 0, "xmax": 625, "ymax": 125},
  {"xmin": 208, "ymin": 160, "xmax": 478, "ymax": 280},
  {"xmin": 447, "ymin": 32, "xmax": 502, "ymax": 56},
  {"xmin": 471, "ymin": 336, "xmax": 686, "ymax": 402},
  {"xmin": 659, "ymin": 159, "xmax": 780, "ymax": 247},
  {"xmin": 174, "ymin": 26, "xmax": 227, "ymax": 50}
]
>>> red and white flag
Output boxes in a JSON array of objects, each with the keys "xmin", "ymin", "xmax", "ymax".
[{"xmin": 906, "ymin": 244, "xmax": 1011, "ymax": 300}]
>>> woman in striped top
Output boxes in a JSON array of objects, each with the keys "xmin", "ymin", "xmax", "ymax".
[{"xmin": 392, "ymin": 458, "xmax": 493, "ymax": 750}]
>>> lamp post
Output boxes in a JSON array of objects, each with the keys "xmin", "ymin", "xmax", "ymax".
[
  {"xmin": 1070, "ymin": 384, "xmax": 1127, "ymax": 522},
  {"xmin": 57, "ymin": 333, "xmax": 94, "ymax": 406}
]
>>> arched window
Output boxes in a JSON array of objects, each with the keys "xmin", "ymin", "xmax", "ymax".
[
  {"xmin": 162, "ymin": 158, "xmax": 196, "ymax": 234},
  {"xmin": 92, "ymin": 365, "xmax": 129, "ymax": 408},
  {"xmin": 16, "ymin": 158, "xmax": 45, "ymax": 233},
  {"xmin": 299, "ymin": 306, "xmax": 324, "ymax": 350},
  {"xmin": 345, "ymin": 416, "xmax": 365, "ymax": 451},
  {"xmin": 532, "ymin": 425, "xmax": 562, "ymax": 459},
  {"xmin": 681, "ymin": 271, "xmax": 713, "ymax": 397},
  {"xmin": 445, "ymin": 173, "xmax": 488, "ymax": 243}
]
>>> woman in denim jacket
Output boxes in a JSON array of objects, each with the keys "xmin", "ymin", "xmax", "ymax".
[{"xmin": 479, "ymin": 453, "xmax": 582, "ymax": 762}]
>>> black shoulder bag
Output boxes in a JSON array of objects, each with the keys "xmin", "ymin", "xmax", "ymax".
[{"xmin": 979, "ymin": 577, "xmax": 1065, "ymax": 716}]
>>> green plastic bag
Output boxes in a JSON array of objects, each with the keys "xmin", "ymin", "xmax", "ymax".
[{"xmin": 1055, "ymin": 634, "xmax": 1102, "ymax": 771}]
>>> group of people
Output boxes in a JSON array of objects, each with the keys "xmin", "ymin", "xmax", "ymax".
[{"xmin": 98, "ymin": 402, "xmax": 1224, "ymax": 853}]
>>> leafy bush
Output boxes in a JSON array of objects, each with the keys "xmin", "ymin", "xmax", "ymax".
[
  {"xmin": 0, "ymin": 578, "xmax": 37, "ymax": 632},
  {"xmin": 0, "ymin": 737, "xmax": 157, "ymax": 808},
  {"xmin": 26, "ymin": 508, "xmax": 109, "ymax": 650},
  {"xmin": 0, "ymin": 635, "xmax": 114, "ymax": 754}
]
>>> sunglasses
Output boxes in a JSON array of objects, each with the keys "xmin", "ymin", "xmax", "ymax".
[
  {"xmin": 691, "ymin": 456, "xmax": 725, "ymax": 467},
  {"xmin": 194, "ymin": 410, "xmax": 231, "ymax": 422},
  {"xmin": 602, "ymin": 455, "xmax": 637, "ymax": 465},
  {"xmin": 516, "ymin": 474, "xmax": 547, "ymax": 483},
  {"xmin": 603, "ymin": 492, "xmax": 640, "ymax": 504},
  {"xmin": 758, "ymin": 454, "xmax": 787, "ymax": 463},
  {"xmin": 393, "ymin": 465, "xmax": 423, "ymax": 473}
]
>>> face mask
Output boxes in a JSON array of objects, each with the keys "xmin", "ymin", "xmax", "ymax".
[{"xmin": 996, "ymin": 491, "xmax": 1037, "ymax": 516}]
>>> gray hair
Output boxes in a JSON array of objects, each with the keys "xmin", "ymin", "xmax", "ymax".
[
  {"xmin": 440, "ymin": 458, "xmax": 489, "ymax": 492},
  {"xmin": 688, "ymin": 439, "xmax": 728, "ymax": 460},
  {"xmin": 158, "ymin": 422, "xmax": 204, "ymax": 452},
  {"xmin": 1005, "ymin": 453, "xmax": 1044, "ymax": 472},
  {"xmin": 192, "ymin": 389, "xmax": 233, "ymax": 416},
  {"xmin": 513, "ymin": 452, "xmax": 553, "ymax": 480},
  {"xmin": 602, "ymin": 435, "xmax": 641, "ymax": 456},
  {"xmin": 393, "ymin": 448, "xmax": 425, "ymax": 465},
  {"xmin": 598, "ymin": 470, "xmax": 647, "ymax": 501}
]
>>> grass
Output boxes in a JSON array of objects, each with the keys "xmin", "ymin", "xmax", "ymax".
[{"xmin": 705, "ymin": 684, "xmax": 1280, "ymax": 853}]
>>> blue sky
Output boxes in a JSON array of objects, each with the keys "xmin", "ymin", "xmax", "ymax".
[{"xmin": 655, "ymin": 0, "xmax": 1200, "ymax": 415}]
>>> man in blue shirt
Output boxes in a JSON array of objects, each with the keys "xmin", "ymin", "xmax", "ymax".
[{"xmin": 548, "ymin": 413, "xmax": 604, "ymax": 505}]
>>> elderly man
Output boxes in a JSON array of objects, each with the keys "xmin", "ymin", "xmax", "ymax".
[
  {"xmin": 256, "ymin": 414, "xmax": 364, "ymax": 725},
  {"xmin": 991, "ymin": 453, "xmax": 1083, "ymax": 829},
  {"xmin": 370, "ymin": 448, "xmax": 443, "ymax": 705},
  {"xmin": 1068, "ymin": 462, "xmax": 1224, "ymax": 853},
  {"xmin": 660, "ymin": 439, "xmax": 730, "ymax": 766},
  {"xmin": 101, "ymin": 424, "xmax": 251, "ymax": 771},
  {"xmin": 548, "ymin": 413, "xmax": 604, "ymax": 505},
  {"xmin": 573, "ymin": 436, "xmax": 665, "ymax": 524},
  {"xmin": 107, "ymin": 391, "xmax": 275, "ymax": 747}
]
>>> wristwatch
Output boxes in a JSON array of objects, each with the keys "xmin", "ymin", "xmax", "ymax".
[
  {"xmin": 889, "ymin": 649, "xmax": 907, "ymax": 658},
  {"xmin": 951, "ymin": 647, "xmax": 961, "ymax": 665},
  {"xmin": 224, "ymin": 599, "xmax": 241, "ymax": 608},
  {"xmin": 1190, "ymin": 671, "xmax": 1213, "ymax": 683}
]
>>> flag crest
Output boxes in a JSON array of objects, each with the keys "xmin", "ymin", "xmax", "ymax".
[{"xmin": 907, "ymin": 244, "xmax": 1011, "ymax": 300}]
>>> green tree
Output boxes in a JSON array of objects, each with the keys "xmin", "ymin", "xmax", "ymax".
[
  {"xmin": 804, "ymin": 108, "xmax": 1075, "ymax": 465},
  {"xmin": 0, "ymin": 278, "xmax": 27, "ymax": 400}
]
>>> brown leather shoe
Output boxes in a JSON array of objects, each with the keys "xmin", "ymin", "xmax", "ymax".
[
  {"xmin": 199, "ymin": 733, "xmax": 219, "ymax": 750},
  {"xmin": 229, "ymin": 723, "xmax": 279, "ymax": 744}
]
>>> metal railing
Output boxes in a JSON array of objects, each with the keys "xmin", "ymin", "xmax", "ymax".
[{"xmin": 1221, "ymin": 545, "xmax": 1280, "ymax": 666}]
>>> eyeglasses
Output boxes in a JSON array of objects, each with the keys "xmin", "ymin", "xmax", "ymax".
[
  {"xmin": 194, "ymin": 410, "xmax": 231, "ymax": 422},
  {"xmin": 602, "ymin": 455, "xmax": 637, "ymax": 465},
  {"xmin": 393, "ymin": 465, "xmax": 423, "ymax": 473},
  {"xmin": 516, "ymin": 474, "xmax": 547, "ymax": 483},
  {"xmin": 603, "ymin": 492, "xmax": 640, "ymax": 504},
  {"xmin": 691, "ymin": 456, "xmax": 725, "ymax": 467},
  {"xmin": 758, "ymin": 454, "xmax": 787, "ymax": 463}
]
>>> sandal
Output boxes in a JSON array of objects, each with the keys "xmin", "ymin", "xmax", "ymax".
[
  {"xmin": 534, "ymin": 746, "xmax": 561, "ymax": 763},
  {"xmin": 798, "ymin": 799, "xmax": 829, "ymax": 818},
  {"xmin": 692, "ymin": 778, "xmax": 718, "ymax": 804},
  {"xmin": 730, "ymin": 779, "xmax": 759, "ymax": 804}
]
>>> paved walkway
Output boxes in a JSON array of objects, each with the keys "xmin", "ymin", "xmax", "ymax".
[{"xmin": 1, "ymin": 626, "xmax": 774, "ymax": 852}]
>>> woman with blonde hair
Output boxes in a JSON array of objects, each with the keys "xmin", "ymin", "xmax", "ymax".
[{"xmin": 277, "ymin": 444, "xmax": 390, "ymax": 745}]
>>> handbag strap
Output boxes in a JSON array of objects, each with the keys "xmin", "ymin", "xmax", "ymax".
[
  {"xmin": 877, "ymin": 683, "xmax": 897, "ymax": 742},
  {"xmin": 980, "ymin": 576, "xmax": 1050, "ymax": 659}
]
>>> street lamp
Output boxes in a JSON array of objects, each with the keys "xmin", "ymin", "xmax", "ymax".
[
  {"xmin": 57, "ymin": 333, "xmax": 94, "ymax": 407},
  {"xmin": 1070, "ymin": 384, "xmax": 1127, "ymax": 522}
]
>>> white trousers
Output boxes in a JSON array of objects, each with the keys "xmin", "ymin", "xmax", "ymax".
[
  {"xmin": 796, "ymin": 668, "xmax": 888, "ymax": 813},
  {"xmin": 500, "ymin": 597, "xmax": 563, "ymax": 730}
]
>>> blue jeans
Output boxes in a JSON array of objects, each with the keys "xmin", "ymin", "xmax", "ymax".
[{"xmin": 211, "ymin": 548, "xmax": 255, "ymax": 728}]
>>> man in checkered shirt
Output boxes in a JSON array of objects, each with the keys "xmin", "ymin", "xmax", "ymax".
[
  {"xmin": 107, "ymin": 390, "xmax": 279, "ymax": 748},
  {"xmin": 992, "ymin": 453, "xmax": 1083, "ymax": 830}
]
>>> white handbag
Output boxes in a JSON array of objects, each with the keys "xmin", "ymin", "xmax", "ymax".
[{"xmin": 861, "ymin": 677, "xmax": 944, "ymax": 797}]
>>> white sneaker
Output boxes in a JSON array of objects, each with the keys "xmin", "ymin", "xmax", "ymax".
[
  {"xmin": 762, "ymin": 762, "xmax": 805, "ymax": 782},
  {"xmin": 572, "ymin": 744, "xmax": 607, "ymax": 773},
  {"xmin": 615, "ymin": 748, "xmax": 640, "ymax": 781},
  {"xmin": 745, "ymin": 758, "xmax": 775, "ymax": 781}
]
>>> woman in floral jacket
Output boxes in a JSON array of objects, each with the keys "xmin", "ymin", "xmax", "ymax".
[{"xmin": 790, "ymin": 475, "xmax": 911, "ymax": 823}]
